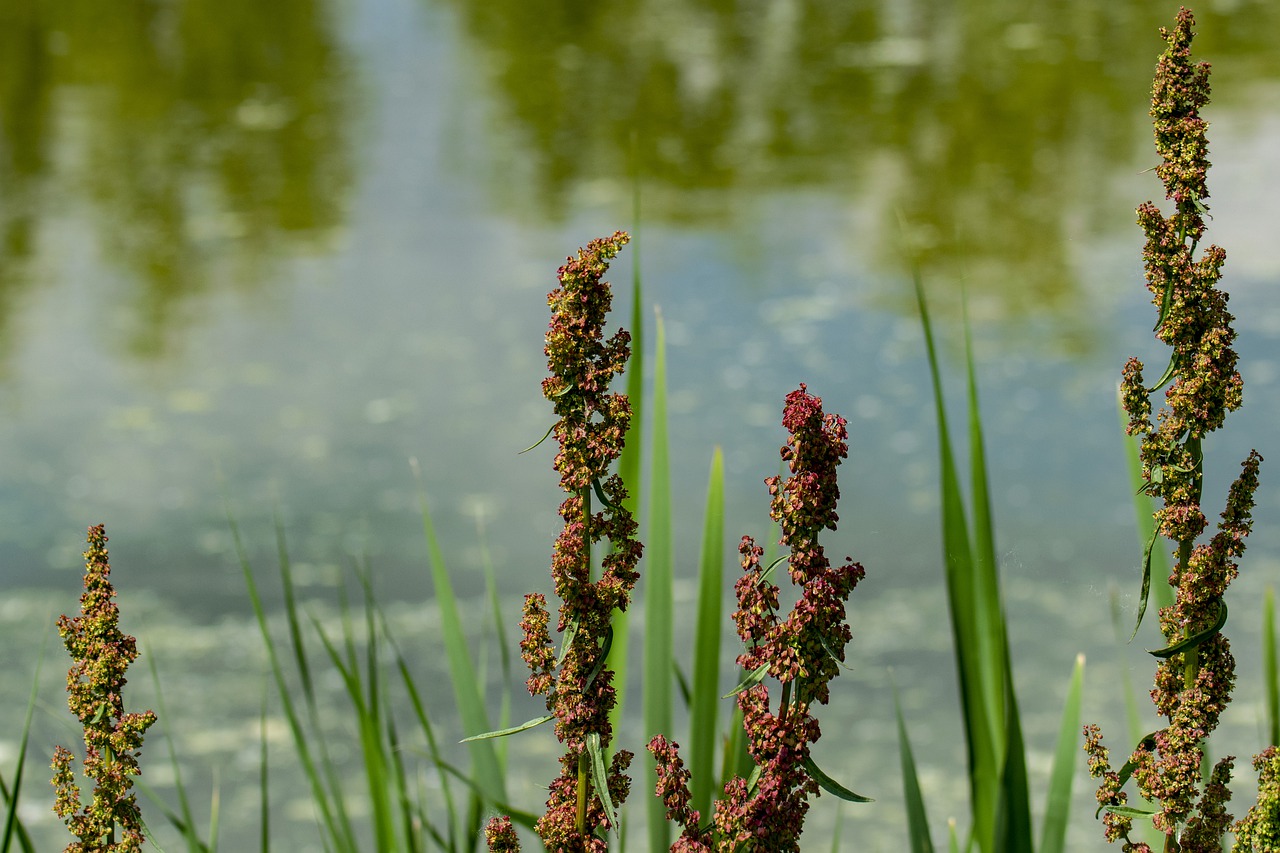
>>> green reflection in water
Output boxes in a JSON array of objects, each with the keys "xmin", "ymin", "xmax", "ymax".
[
  {"xmin": 444, "ymin": 0, "xmax": 1280, "ymax": 347},
  {"xmin": 0, "ymin": 0, "xmax": 353, "ymax": 362}
]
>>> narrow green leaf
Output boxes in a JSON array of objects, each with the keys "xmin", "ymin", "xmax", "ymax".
[
  {"xmin": 558, "ymin": 616, "xmax": 580, "ymax": 667},
  {"xmin": 1040, "ymin": 654, "xmax": 1085, "ymax": 853},
  {"xmin": 723, "ymin": 664, "xmax": 770, "ymax": 699},
  {"xmin": 1114, "ymin": 732, "xmax": 1160, "ymax": 793},
  {"xmin": 232, "ymin": 514, "xmax": 356, "ymax": 852},
  {"xmin": 583, "ymin": 626, "xmax": 614, "ymax": 691},
  {"xmin": 587, "ymin": 732, "xmax": 621, "ymax": 834},
  {"xmin": 893, "ymin": 677, "xmax": 936, "ymax": 853},
  {"xmin": 818, "ymin": 632, "xmax": 854, "ymax": 671},
  {"xmin": 1267, "ymin": 587, "xmax": 1279, "ymax": 747},
  {"xmin": 1148, "ymin": 599, "xmax": 1228, "ymax": 658},
  {"xmin": 518, "ymin": 420, "xmax": 557, "ymax": 454},
  {"xmin": 1146, "ymin": 353, "xmax": 1179, "ymax": 393},
  {"xmin": 644, "ymin": 306, "xmax": 674, "ymax": 853},
  {"xmin": 915, "ymin": 270, "xmax": 1000, "ymax": 853},
  {"xmin": 801, "ymin": 756, "xmax": 873, "ymax": 803},
  {"xmin": 592, "ymin": 477, "xmax": 622, "ymax": 511},
  {"xmin": 1155, "ymin": 279, "xmax": 1174, "ymax": 332},
  {"xmin": 1, "ymin": 643, "xmax": 43, "ymax": 853},
  {"xmin": 674, "ymin": 661, "xmax": 692, "ymax": 709},
  {"xmin": 758, "ymin": 554, "xmax": 788, "ymax": 586},
  {"xmin": 1130, "ymin": 523, "xmax": 1162, "ymax": 641},
  {"xmin": 408, "ymin": 459, "xmax": 506, "ymax": 808},
  {"xmin": 460, "ymin": 715, "xmax": 556, "ymax": 742},
  {"xmin": 259, "ymin": 700, "xmax": 270, "ymax": 853},
  {"xmin": 690, "ymin": 448, "xmax": 725, "ymax": 821},
  {"xmin": 1105, "ymin": 805, "xmax": 1157, "ymax": 819}
]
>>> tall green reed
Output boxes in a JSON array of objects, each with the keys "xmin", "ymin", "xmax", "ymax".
[{"xmin": 905, "ymin": 274, "xmax": 1084, "ymax": 853}]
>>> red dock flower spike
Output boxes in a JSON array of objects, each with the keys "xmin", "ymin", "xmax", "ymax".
[
  {"xmin": 51, "ymin": 525, "xmax": 157, "ymax": 853},
  {"xmin": 650, "ymin": 384, "xmax": 866, "ymax": 852},
  {"xmin": 1085, "ymin": 11, "xmax": 1262, "ymax": 851},
  {"xmin": 491, "ymin": 232, "xmax": 641, "ymax": 852}
]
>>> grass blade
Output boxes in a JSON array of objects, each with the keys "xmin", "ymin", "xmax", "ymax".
[
  {"xmin": 409, "ymin": 459, "xmax": 506, "ymax": 811},
  {"xmin": 259, "ymin": 701, "xmax": 270, "ymax": 853},
  {"xmin": 1039, "ymin": 654, "xmax": 1085, "ymax": 853},
  {"xmin": 689, "ymin": 447, "xmax": 725, "ymax": 821},
  {"xmin": 1, "ymin": 644, "xmax": 42, "ymax": 853},
  {"xmin": 915, "ymin": 271, "xmax": 997, "ymax": 851},
  {"xmin": 1267, "ymin": 587, "xmax": 1279, "ymax": 746},
  {"xmin": 893, "ymin": 676, "xmax": 936, "ymax": 853},
  {"xmin": 232, "ymin": 515, "xmax": 356, "ymax": 853},
  {"xmin": 644, "ymin": 306, "xmax": 673, "ymax": 853}
]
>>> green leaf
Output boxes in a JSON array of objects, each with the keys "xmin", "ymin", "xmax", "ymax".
[
  {"xmin": 1105, "ymin": 805, "xmax": 1157, "ymax": 820},
  {"xmin": 689, "ymin": 448, "xmax": 725, "ymax": 822},
  {"xmin": 518, "ymin": 420, "xmax": 557, "ymax": 454},
  {"xmin": 1130, "ymin": 523, "xmax": 1162, "ymax": 641},
  {"xmin": 587, "ymin": 732, "xmax": 621, "ymax": 834},
  {"xmin": 591, "ymin": 477, "xmax": 622, "ymax": 511},
  {"xmin": 460, "ymin": 715, "xmax": 555, "ymax": 742},
  {"xmin": 408, "ymin": 460, "xmax": 507, "ymax": 809},
  {"xmin": 758, "ymin": 554, "xmax": 788, "ymax": 586},
  {"xmin": 801, "ymin": 756, "xmax": 873, "ymax": 803},
  {"xmin": 644, "ymin": 306, "xmax": 674, "ymax": 853},
  {"xmin": 1154, "ymin": 279, "xmax": 1175, "ymax": 332},
  {"xmin": 1039, "ymin": 654, "xmax": 1085, "ymax": 853},
  {"xmin": 1148, "ymin": 599, "xmax": 1228, "ymax": 658},
  {"xmin": 1146, "ymin": 353, "xmax": 1179, "ymax": 393},
  {"xmin": 583, "ymin": 626, "xmax": 614, "ymax": 691},
  {"xmin": 893, "ymin": 677, "xmax": 936, "ymax": 853},
  {"xmin": 1266, "ymin": 587, "xmax": 1279, "ymax": 746},
  {"xmin": 723, "ymin": 664, "xmax": 770, "ymax": 699}
]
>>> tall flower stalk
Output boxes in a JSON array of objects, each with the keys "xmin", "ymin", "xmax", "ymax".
[
  {"xmin": 486, "ymin": 232, "xmax": 643, "ymax": 852},
  {"xmin": 51, "ymin": 524, "xmax": 157, "ymax": 853},
  {"xmin": 650, "ymin": 384, "xmax": 866, "ymax": 851},
  {"xmin": 1085, "ymin": 10, "xmax": 1261, "ymax": 852}
]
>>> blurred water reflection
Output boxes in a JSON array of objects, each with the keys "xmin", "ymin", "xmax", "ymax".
[
  {"xmin": 0, "ymin": 0, "xmax": 352, "ymax": 361},
  {"xmin": 2, "ymin": 0, "xmax": 1279, "ymax": 849}
]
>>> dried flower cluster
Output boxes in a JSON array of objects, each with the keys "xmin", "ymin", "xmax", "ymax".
[
  {"xmin": 650, "ymin": 385, "xmax": 865, "ymax": 852},
  {"xmin": 1085, "ymin": 10, "xmax": 1262, "ymax": 852},
  {"xmin": 487, "ymin": 232, "xmax": 642, "ymax": 851},
  {"xmin": 51, "ymin": 525, "xmax": 157, "ymax": 853}
]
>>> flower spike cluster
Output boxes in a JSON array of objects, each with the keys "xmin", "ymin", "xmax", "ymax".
[
  {"xmin": 1085, "ymin": 11, "xmax": 1262, "ymax": 851},
  {"xmin": 51, "ymin": 525, "xmax": 157, "ymax": 853},
  {"xmin": 650, "ymin": 385, "xmax": 865, "ymax": 852},
  {"xmin": 487, "ymin": 232, "xmax": 642, "ymax": 852}
]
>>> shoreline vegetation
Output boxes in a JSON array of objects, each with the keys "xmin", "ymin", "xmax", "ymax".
[{"xmin": 3, "ymin": 8, "xmax": 1277, "ymax": 852}]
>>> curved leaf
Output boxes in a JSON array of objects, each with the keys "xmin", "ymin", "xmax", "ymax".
[
  {"xmin": 802, "ymin": 756, "xmax": 873, "ymax": 803},
  {"xmin": 518, "ymin": 420, "xmax": 558, "ymax": 455},
  {"xmin": 1148, "ymin": 599, "xmax": 1228, "ymax": 659}
]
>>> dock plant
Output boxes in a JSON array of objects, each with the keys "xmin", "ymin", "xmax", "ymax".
[
  {"xmin": 648, "ymin": 384, "xmax": 867, "ymax": 851},
  {"xmin": 1083, "ymin": 9, "xmax": 1264, "ymax": 852},
  {"xmin": 484, "ymin": 231, "xmax": 643, "ymax": 851},
  {"xmin": 50, "ymin": 525, "xmax": 157, "ymax": 853}
]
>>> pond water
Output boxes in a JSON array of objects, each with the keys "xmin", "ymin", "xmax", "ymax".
[{"xmin": 3, "ymin": 0, "xmax": 1280, "ymax": 849}]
